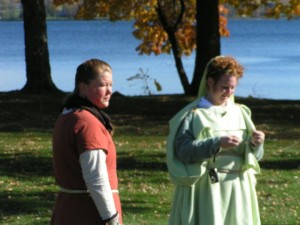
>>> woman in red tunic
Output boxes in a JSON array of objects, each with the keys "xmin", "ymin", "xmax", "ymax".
[{"xmin": 51, "ymin": 59, "xmax": 123, "ymax": 225}]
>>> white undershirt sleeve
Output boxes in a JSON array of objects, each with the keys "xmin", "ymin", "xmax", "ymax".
[{"xmin": 79, "ymin": 150, "xmax": 118, "ymax": 222}]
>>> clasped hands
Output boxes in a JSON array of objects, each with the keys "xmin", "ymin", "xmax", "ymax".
[{"xmin": 219, "ymin": 130, "xmax": 265, "ymax": 149}]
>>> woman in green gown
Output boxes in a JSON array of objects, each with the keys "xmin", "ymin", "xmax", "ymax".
[{"xmin": 167, "ymin": 56, "xmax": 265, "ymax": 225}]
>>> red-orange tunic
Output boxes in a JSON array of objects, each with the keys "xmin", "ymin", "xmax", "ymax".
[{"xmin": 51, "ymin": 109, "xmax": 122, "ymax": 225}]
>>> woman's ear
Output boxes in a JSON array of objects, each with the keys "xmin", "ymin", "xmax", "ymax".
[{"xmin": 207, "ymin": 77, "xmax": 215, "ymax": 90}]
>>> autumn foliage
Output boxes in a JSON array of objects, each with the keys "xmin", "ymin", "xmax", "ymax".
[
  {"xmin": 54, "ymin": 0, "xmax": 299, "ymax": 57},
  {"xmin": 53, "ymin": 0, "xmax": 230, "ymax": 57}
]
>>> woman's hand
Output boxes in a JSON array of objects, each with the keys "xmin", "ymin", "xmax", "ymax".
[
  {"xmin": 250, "ymin": 130, "xmax": 265, "ymax": 146},
  {"xmin": 219, "ymin": 135, "xmax": 242, "ymax": 149}
]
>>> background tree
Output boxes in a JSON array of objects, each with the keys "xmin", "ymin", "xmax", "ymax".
[
  {"xmin": 155, "ymin": 0, "xmax": 190, "ymax": 94},
  {"xmin": 54, "ymin": 0, "xmax": 299, "ymax": 96},
  {"xmin": 21, "ymin": 0, "xmax": 60, "ymax": 94},
  {"xmin": 155, "ymin": 0, "xmax": 225, "ymax": 95},
  {"xmin": 54, "ymin": 0, "xmax": 229, "ymax": 95},
  {"xmin": 191, "ymin": 0, "xmax": 221, "ymax": 95},
  {"xmin": 224, "ymin": 0, "xmax": 300, "ymax": 19},
  {"xmin": 0, "ymin": 0, "xmax": 21, "ymax": 19}
]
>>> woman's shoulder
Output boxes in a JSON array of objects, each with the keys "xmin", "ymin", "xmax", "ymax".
[
  {"xmin": 62, "ymin": 109, "xmax": 101, "ymax": 126},
  {"xmin": 234, "ymin": 103, "xmax": 252, "ymax": 115}
]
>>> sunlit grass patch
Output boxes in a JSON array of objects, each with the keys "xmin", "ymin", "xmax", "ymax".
[{"xmin": 258, "ymin": 170, "xmax": 300, "ymax": 225}]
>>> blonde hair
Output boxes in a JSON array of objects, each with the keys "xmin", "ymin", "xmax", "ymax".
[{"xmin": 74, "ymin": 59, "xmax": 112, "ymax": 95}]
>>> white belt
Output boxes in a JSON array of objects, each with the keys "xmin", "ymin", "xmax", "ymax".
[
  {"xmin": 59, "ymin": 186, "xmax": 119, "ymax": 194},
  {"xmin": 216, "ymin": 168, "xmax": 243, "ymax": 174},
  {"xmin": 217, "ymin": 151, "xmax": 242, "ymax": 157}
]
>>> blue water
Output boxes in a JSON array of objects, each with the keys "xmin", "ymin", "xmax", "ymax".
[{"xmin": 0, "ymin": 19, "xmax": 299, "ymax": 99}]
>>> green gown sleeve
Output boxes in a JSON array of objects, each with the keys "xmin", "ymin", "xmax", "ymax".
[
  {"xmin": 249, "ymin": 142, "xmax": 264, "ymax": 160},
  {"xmin": 240, "ymin": 104, "xmax": 264, "ymax": 161},
  {"xmin": 175, "ymin": 111, "xmax": 221, "ymax": 163}
]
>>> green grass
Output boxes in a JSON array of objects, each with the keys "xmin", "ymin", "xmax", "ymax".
[
  {"xmin": 0, "ymin": 132, "xmax": 55, "ymax": 225},
  {"xmin": 0, "ymin": 93, "xmax": 299, "ymax": 225}
]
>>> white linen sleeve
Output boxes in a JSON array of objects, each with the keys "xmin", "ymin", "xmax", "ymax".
[{"xmin": 79, "ymin": 150, "xmax": 118, "ymax": 222}]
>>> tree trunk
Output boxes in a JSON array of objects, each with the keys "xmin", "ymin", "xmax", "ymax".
[
  {"xmin": 171, "ymin": 36, "xmax": 191, "ymax": 94},
  {"xmin": 164, "ymin": 26, "xmax": 191, "ymax": 95},
  {"xmin": 156, "ymin": 0, "xmax": 192, "ymax": 95},
  {"xmin": 21, "ymin": 0, "xmax": 60, "ymax": 94},
  {"xmin": 191, "ymin": 0, "xmax": 221, "ymax": 96}
]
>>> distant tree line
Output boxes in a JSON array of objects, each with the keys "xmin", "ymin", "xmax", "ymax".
[
  {"xmin": 0, "ymin": 0, "xmax": 78, "ymax": 20},
  {"xmin": 1, "ymin": 0, "xmax": 293, "ymax": 20}
]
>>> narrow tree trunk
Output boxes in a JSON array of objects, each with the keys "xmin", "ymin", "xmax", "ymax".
[
  {"xmin": 191, "ymin": 0, "xmax": 221, "ymax": 96},
  {"xmin": 21, "ymin": 0, "xmax": 60, "ymax": 94},
  {"xmin": 166, "ymin": 27, "xmax": 191, "ymax": 95},
  {"xmin": 157, "ymin": 0, "xmax": 192, "ymax": 95}
]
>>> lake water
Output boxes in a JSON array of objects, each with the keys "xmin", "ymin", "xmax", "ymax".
[{"xmin": 0, "ymin": 19, "xmax": 300, "ymax": 99}]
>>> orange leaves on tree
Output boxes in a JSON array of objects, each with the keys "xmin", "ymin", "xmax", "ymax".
[
  {"xmin": 219, "ymin": 4, "xmax": 230, "ymax": 37},
  {"xmin": 175, "ymin": 25, "xmax": 196, "ymax": 56},
  {"xmin": 133, "ymin": 0, "xmax": 229, "ymax": 56},
  {"xmin": 134, "ymin": 22, "xmax": 169, "ymax": 55},
  {"xmin": 54, "ymin": 0, "xmax": 230, "ymax": 57},
  {"xmin": 54, "ymin": 0, "xmax": 299, "ymax": 56}
]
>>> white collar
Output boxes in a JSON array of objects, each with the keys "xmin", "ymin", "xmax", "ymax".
[{"xmin": 62, "ymin": 107, "xmax": 75, "ymax": 115}]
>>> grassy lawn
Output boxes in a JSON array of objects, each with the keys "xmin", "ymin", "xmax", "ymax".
[{"xmin": 0, "ymin": 92, "xmax": 299, "ymax": 225}]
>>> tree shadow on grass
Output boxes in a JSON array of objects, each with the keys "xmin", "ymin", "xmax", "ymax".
[
  {"xmin": 0, "ymin": 191, "xmax": 55, "ymax": 223},
  {"xmin": 260, "ymin": 159, "xmax": 300, "ymax": 170},
  {"xmin": 117, "ymin": 151, "xmax": 167, "ymax": 172},
  {"xmin": 121, "ymin": 199, "xmax": 170, "ymax": 215},
  {"xmin": 0, "ymin": 191, "xmax": 55, "ymax": 215},
  {"xmin": 0, "ymin": 153, "xmax": 55, "ymax": 222},
  {"xmin": 0, "ymin": 153, "xmax": 53, "ymax": 178},
  {"xmin": 1, "ymin": 149, "xmax": 298, "ymax": 176},
  {"xmin": 121, "ymin": 199, "xmax": 157, "ymax": 214},
  {"xmin": 118, "ymin": 151, "xmax": 300, "ymax": 172}
]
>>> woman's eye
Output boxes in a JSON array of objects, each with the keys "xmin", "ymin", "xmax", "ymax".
[{"xmin": 100, "ymin": 83, "xmax": 112, "ymax": 87}]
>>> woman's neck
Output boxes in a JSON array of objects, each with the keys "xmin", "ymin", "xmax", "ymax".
[{"xmin": 205, "ymin": 94, "xmax": 227, "ymax": 107}]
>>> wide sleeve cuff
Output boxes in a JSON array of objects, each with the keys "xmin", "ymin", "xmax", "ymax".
[{"xmin": 249, "ymin": 142, "xmax": 264, "ymax": 161}]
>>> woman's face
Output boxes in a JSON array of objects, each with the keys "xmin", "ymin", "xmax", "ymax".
[
  {"xmin": 80, "ymin": 71, "xmax": 113, "ymax": 109},
  {"xmin": 207, "ymin": 74, "xmax": 237, "ymax": 106}
]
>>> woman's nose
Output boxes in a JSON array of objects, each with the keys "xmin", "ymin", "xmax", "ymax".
[{"xmin": 107, "ymin": 85, "xmax": 112, "ymax": 93}]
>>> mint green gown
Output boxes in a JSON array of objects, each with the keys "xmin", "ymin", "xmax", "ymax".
[{"xmin": 166, "ymin": 98, "xmax": 264, "ymax": 225}]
